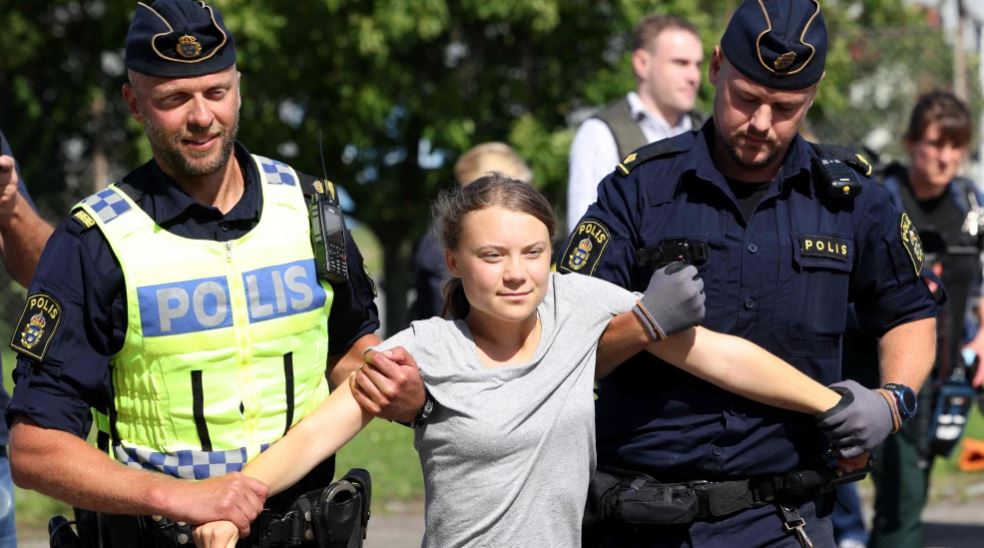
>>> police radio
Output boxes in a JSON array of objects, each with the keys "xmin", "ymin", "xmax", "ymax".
[
  {"xmin": 816, "ymin": 157, "xmax": 863, "ymax": 198},
  {"xmin": 309, "ymin": 181, "xmax": 349, "ymax": 285}
]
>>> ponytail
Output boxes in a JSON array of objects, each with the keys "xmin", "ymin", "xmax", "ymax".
[{"xmin": 441, "ymin": 277, "xmax": 470, "ymax": 319}]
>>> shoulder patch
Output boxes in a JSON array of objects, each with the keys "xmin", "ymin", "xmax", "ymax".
[
  {"xmin": 615, "ymin": 138, "xmax": 687, "ymax": 176},
  {"xmin": 899, "ymin": 213, "xmax": 924, "ymax": 276},
  {"xmin": 10, "ymin": 293, "xmax": 63, "ymax": 361},
  {"xmin": 558, "ymin": 219, "xmax": 611, "ymax": 275},
  {"xmin": 71, "ymin": 208, "xmax": 96, "ymax": 230}
]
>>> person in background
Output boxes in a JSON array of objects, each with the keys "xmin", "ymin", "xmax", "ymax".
[
  {"xmin": 0, "ymin": 129, "xmax": 55, "ymax": 546},
  {"xmin": 566, "ymin": 13, "xmax": 704, "ymax": 233},
  {"xmin": 410, "ymin": 142, "xmax": 533, "ymax": 320}
]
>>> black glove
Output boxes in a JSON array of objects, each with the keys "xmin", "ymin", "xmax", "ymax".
[
  {"xmin": 815, "ymin": 379, "xmax": 895, "ymax": 459},
  {"xmin": 632, "ymin": 262, "xmax": 705, "ymax": 341}
]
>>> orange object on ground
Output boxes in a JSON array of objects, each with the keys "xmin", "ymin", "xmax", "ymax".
[{"xmin": 958, "ymin": 437, "xmax": 984, "ymax": 472}]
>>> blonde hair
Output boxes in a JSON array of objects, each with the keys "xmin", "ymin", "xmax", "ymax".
[{"xmin": 453, "ymin": 142, "xmax": 533, "ymax": 187}]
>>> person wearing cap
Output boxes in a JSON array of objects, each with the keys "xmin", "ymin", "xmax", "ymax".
[
  {"xmin": 559, "ymin": 0, "xmax": 938, "ymax": 545},
  {"xmin": 5, "ymin": 0, "xmax": 419, "ymax": 544}
]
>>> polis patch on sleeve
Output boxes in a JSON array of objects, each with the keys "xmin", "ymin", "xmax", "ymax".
[
  {"xmin": 900, "ymin": 212, "xmax": 924, "ymax": 276},
  {"xmin": 10, "ymin": 293, "xmax": 62, "ymax": 361},
  {"xmin": 799, "ymin": 235, "xmax": 850, "ymax": 261},
  {"xmin": 559, "ymin": 219, "xmax": 611, "ymax": 275}
]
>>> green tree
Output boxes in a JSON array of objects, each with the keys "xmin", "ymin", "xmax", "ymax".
[{"xmin": 0, "ymin": 0, "xmax": 956, "ymax": 333}]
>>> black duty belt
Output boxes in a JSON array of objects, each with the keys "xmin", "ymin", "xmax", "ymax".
[{"xmin": 586, "ymin": 464, "xmax": 870, "ymax": 527}]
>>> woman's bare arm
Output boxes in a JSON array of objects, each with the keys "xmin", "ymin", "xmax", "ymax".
[
  {"xmin": 596, "ymin": 311, "xmax": 840, "ymax": 413},
  {"xmin": 649, "ymin": 326, "xmax": 840, "ymax": 413}
]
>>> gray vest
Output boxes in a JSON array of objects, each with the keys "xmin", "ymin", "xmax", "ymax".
[{"xmin": 592, "ymin": 96, "xmax": 703, "ymax": 160}]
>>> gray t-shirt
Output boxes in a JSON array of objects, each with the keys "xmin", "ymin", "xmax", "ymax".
[{"xmin": 374, "ymin": 272, "xmax": 638, "ymax": 547}]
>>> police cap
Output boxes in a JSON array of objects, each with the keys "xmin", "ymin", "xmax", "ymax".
[
  {"xmin": 125, "ymin": 0, "xmax": 236, "ymax": 78},
  {"xmin": 721, "ymin": 0, "xmax": 827, "ymax": 90}
]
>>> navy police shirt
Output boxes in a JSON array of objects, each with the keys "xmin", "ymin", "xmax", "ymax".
[
  {"xmin": 559, "ymin": 123, "xmax": 938, "ymax": 479},
  {"xmin": 7, "ymin": 143, "xmax": 379, "ymax": 439}
]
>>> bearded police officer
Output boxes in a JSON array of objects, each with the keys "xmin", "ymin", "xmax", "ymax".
[
  {"xmin": 561, "ymin": 1, "xmax": 938, "ymax": 546},
  {"xmin": 5, "ymin": 1, "xmax": 403, "ymax": 544}
]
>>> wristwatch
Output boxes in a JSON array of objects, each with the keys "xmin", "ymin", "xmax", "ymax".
[
  {"xmin": 408, "ymin": 389, "xmax": 435, "ymax": 429},
  {"xmin": 882, "ymin": 383, "xmax": 918, "ymax": 427}
]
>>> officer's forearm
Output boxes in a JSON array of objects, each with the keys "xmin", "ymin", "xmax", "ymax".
[
  {"xmin": 10, "ymin": 418, "xmax": 186, "ymax": 517},
  {"xmin": 0, "ymin": 196, "xmax": 53, "ymax": 287},
  {"xmin": 327, "ymin": 333, "xmax": 381, "ymax": 389},
  {"xmin": 651, "ymin": 327, "xmax": 842, "ymax": 414},
  {"xmin": 878, "ymin": 316, "xmax": 936, "ymax": 391},
  {"xmin": 596, "ymin": 311, "xmax": 651, "ymax": 378}
]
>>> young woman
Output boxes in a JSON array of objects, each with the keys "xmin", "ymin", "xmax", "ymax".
[{"xmin": 195, "ymin": 175, "xmax": 850, "ymax": 547}]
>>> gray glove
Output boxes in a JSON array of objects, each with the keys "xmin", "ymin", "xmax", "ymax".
[
  {"xmin": 632, "ymin": 262, "xmax": 705, "ymax": 341},
  {"xmin": 815, "ymin": 379, "xmax": 895, "ymax": 459}
]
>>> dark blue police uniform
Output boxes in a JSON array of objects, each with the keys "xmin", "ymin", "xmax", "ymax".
[
  {"xmin": 565, "ymin": 123, "xmax": 937, "ymax": 548},
  {"xmin": 561, "ymin": 1, "xmax": 940, "ymax": 545},
  {"xmin": 6, "ymin": 141, "xmax": 379, "ymax": 464}
]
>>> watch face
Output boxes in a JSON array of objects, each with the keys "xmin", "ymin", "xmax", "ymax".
[
  {"xmin": 899, "ymin": 387, "xmax": 917, "ymax": 413},
  {"xmin": 886, "ymin": 383, "xmax": 917, "ymax": 417}
]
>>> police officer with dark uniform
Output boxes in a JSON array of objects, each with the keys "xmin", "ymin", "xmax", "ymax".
[
  {"xmin": 561, "ymin": 1, "xmax": 938, "ymax": 546},
  {"xmin": 6, "ymin": 1, "xmax": 383, "ymax": 544}
]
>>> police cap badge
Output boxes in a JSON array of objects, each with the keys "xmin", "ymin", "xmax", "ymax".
[
  {"xmin": 721, "ymin": 0, "xmax": 827, "ymax": 90},
  {"xmin": 125, "ymin": 0, "xmax": 236, "ymax": 78}
]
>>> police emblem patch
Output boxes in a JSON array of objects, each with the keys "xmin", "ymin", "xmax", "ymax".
[
  {"xmin": 10, "ymin": 293, "xmax": 62, "ymax": 361},
  {"xmin": 177, "ymin": 35, "xmax": 203, "ymax": 59},
  {"xmin": 900, "ymin": 213, "xmax": 924, "ymax": 276},
  {"xmin": 559, "ymin": 220, "xmax": 611, "ymax": 275}
]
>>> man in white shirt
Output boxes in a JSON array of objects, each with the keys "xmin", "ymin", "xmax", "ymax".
[{"xmin": 566, "ymin": 14, "xmax": 703, "ymax": 232}]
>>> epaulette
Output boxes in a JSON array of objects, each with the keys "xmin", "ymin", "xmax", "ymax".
[
  {"xmin": 70, "ymin": 208, "xmax": 97, "ymax": 231},
  {"xmin": 298, "ymin": 172, "xmax": 340, "ymax": 206},
  {"xmin": 809, "ymin": 142, "xmax": 873, "ymax": 177},
  {"xmin": 615, "ymin": 138, "xmax": 688, "ymax": 176}
]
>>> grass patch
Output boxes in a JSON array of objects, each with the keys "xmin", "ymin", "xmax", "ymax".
[{"xmin": 335, "ymin": 419, "xmax": 423, "ymax": 504}]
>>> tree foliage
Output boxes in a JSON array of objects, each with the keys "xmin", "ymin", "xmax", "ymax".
[{"xmin": 0, "ymin": 0, "xmax": 957, "ymax": 332}]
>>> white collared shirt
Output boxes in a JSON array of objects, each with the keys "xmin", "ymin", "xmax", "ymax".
[{"xmin": 566, "ymin": 92, "xmax": 693, "ymax": 233}]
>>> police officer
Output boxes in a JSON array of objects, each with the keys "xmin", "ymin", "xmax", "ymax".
[
  {"xmin": 560, "ymin": 1, "xmax": 938, "ymax": 546},
  {"xmin": 5, "ymin": 0, "xmax": 405, "ymax": 543}
]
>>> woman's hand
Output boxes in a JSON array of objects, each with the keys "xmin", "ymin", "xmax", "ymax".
[{"xmin": 193, "ymin": 520, "xmax": 239, "ymax": 548}]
